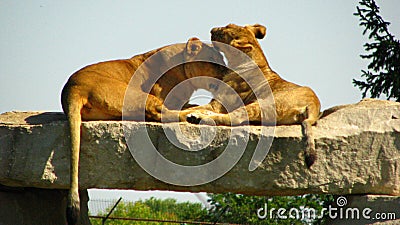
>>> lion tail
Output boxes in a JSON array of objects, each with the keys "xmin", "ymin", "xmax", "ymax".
[
  {"xmin": 302, "ymin": 119, "xmax": 317, "ymax": 168},
  {"xmin": 301, "ymin": 105, "xmax": 320, "ymax": 168},
  {"xmin": 62, "ymin": 87, "xmax": 83, "ymax": 225}
]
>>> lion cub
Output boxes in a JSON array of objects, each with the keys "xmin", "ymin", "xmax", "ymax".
[
  {"xmin": 61, "ymin": 38, "xmax": 225, "ymax": 225},
  {"xmin": 188, "ymin": 24, "xmax": 321, "ymax": 169}
]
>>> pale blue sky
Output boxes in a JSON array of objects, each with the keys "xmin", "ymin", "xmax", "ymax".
[
  {"xmin": 1, "ymin": 0, "xmax": 399, "ymax": 206},
  {"xmin": 1, "ymin": 0, "xmax": 399, "ymax": 114}
]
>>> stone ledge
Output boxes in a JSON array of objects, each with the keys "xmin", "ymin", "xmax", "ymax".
[{"xmin": 0, "ymin": 99, "xmax": 399, "ymax": 196}]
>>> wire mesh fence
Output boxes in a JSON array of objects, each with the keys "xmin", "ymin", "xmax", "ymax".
[
  {"xmin": 88, "ymin": 198, "xmax": 238, "ymax": 225},
  {"xmin": 89, "ymin": 198, "xmax": 119, "ymax": 216},
  {"xmin": 88, "ymin": 194, "xmax": 334, "ymax": 224}
]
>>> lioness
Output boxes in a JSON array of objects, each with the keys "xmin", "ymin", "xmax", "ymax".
[
  {"xmin": 61, "ymin": 38, "xmax": 225, "ymax": 225},
  {"xmin": 187, "ymin": 24, "xmax": 321, "ymax": 168}
]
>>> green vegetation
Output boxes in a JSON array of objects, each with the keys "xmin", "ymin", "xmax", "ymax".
[
  {"xmin": 90, "ymin": 194, "xmax": 334, "ymax": 224},
  {"xmin": 204, "ymin": 194, "xmax": 334, "ymax": 225},
  {"xmin": 353, "ymin": 0, "xmax": 400, "ymax": 101},
  {"xmin": 90, "ymin": 197, "xmax": 207, "ymax": 225}
]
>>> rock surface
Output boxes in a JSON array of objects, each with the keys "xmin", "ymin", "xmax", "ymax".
[{"xmin": 0, "ymin": 99, "xmax": 399, "ymax": 196}]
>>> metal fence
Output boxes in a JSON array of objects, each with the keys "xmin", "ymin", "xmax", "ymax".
[{"xmin": 88, "ymin": 198, "xmax": 240, "ymax": 225}]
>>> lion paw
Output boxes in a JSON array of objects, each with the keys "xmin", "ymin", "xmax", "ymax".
[
  {"xmin": 186, "ymin": 112, "xmax": 216, "ymax": 125},
  {"xmin": 187, "ymin": 113, "xmax": 202, "ymax": 124}
]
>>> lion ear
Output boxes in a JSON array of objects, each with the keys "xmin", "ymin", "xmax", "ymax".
[
  {"xmin": 186, "ymin": 37, "xmax": 202, "ymax": 55},
  {"xmin": 246, "ymin": 24, "xmax": 266, "ymax": 39}
]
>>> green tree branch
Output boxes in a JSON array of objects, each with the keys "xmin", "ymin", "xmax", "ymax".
[{"xmin": 353, "ymin": 0, "xmax": 400, "ymax": 101}]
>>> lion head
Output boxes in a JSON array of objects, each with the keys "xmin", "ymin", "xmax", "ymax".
[{"xmin": 211, "ymin": 24, "xmax": 267, "ymax": 68}]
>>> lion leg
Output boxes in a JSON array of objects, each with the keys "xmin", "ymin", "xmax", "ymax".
[
  {"xmin": 143, "ymin": 94, "xmax": 186, "ymax": 122},
  {"xmin": 79, "ymin": 79, "xmax": 128, "ymax": 121},
  {"xmin": 125, "ymin": 91, "xmax": 200, "ymax": 123},
  {"xmin": 187, "ymin": 101, "xmax": 275, "ymax": 126},
  {"xmin": 125, "ymin": 92, "xmax": 189, "ymax": 122},
  {"xmin": 178, "ymin": 102, "xmax": 219, "ymax": 122},
  {"xmin": 186, "ymin": 104, "xmax": 249, "ymax": 126},
  {"xmin": 122, "ymin": 87, "xmax": 168, "ymax": 122},
  {"xmin": 157, "ymin": 99, "xmax": 225, "ymax": 123}
]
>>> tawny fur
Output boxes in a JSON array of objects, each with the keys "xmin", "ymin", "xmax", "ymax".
[
  {"xmin": 188, "ymin": 24, "xmax": 321, "ymax": 168},
  {"xmin": 61, "ymin": 38, "xmax": 225, "ymax": 225}
]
